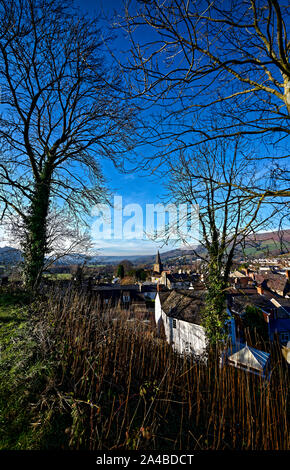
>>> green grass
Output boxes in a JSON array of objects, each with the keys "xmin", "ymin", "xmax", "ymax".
[
  {"xmin": 0, "ymin": 287, "xmax": 72, "ymax": 450},
  {"xmin": 241, "ymin": 239, "xmax": 290, "ymax": 257},
  {"xmin": 0, "ymin": 288, "xmax": 59, "ymax": 450},
  {"xmin": 43, "ymin": 273, "xmax": 72, "ymax": 280},
  {"xmin": 86, "ymin": 264, "xmax": 105, "ymax": 267},
  {"xmin": 0, "ymin": 289, "xmax": 33, "ymax": 449},
  {"xmin": 0, "ymin": 289, "xmax": 31, "ymax": 322}
]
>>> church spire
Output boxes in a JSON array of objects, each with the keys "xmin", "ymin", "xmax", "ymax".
[
  {"xmin": 155, "ymin": 250, "xmax": 161, "ymax": 264},
  {"xmin": 153, "ymin": 250, "xmax": 163, "ymax": 274}
]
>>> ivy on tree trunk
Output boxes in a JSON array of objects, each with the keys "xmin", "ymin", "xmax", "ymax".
[{"xmin": 22, "ymin": 170, "xmax": 51, "ymax": 290}]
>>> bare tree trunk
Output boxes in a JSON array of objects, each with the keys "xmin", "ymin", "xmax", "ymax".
[{"xmin": 283, "ymin": 74, "xmax": 290, "ymax": 115}]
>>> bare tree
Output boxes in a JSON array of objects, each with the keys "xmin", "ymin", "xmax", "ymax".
[
  {"xmin": 44, "ymin": 211, "xmax": 93, "ymax": 268},
  {"xmin": 167, "ymin": 139, "xmax": 276, "ymax": 343},
  {"xmin": 0, "ymin": 0, "xmax": 136, "ymax": 288},
  {"xmin": 121, "ymin": 0, "xmax": 290, "ymax": 199},
  {"xmin": 7, "ymin": 208, "xmax": 95, "ymax": 275}
]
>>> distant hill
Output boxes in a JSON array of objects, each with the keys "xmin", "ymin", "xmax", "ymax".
[
  {"xmin": 52, "ymin": 245, "xmax": 205, "ymax": 266},
  {"xmin": 247, "ymin": 229, "xmax": 290, "ymax": 243},
  {"xmin": 0, "ymin": 247, "xmax": 23, "ymax": 265},
  {"xmin": 1, "ymin": 229, "xmax": 289, "ymax": 266},
  {"xmin": 235, "ymin": 229, "xmax": 290, "ymax": 258}
]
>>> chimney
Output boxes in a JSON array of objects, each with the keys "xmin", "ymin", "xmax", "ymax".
[
  {"xmin": 247, "ymin": 270, "xmax": 255, "ymax": 281},
  {"xmin": 257, "ymin": 284, "xmax": 264, "ymax": 295}
]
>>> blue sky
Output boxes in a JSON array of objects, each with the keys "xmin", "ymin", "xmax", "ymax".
[
  {"xmin": 63, "ymin": 1, "xmax": 290, "ymax": 256},
  {"xmin": 96, "ymin": 159, "xmax": 178, "ymax": 256},
  {"xmin": 73, "ymin": 0, "xmax": 180, "ymax": 256},
  {"xmin": 1, "ymin": 1, "xmax": 288, "ymax": 256},
  {"xmin": 0, "ymin": 0, "xmax": 179, "ymax": 256}
]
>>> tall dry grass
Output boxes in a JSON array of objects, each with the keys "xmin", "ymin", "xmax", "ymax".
[{"xmin": 33, "ymin": 287, "xmax": 289, "ymax": 451}]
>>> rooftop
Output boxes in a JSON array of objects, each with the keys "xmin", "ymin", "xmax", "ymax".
[
  {"xmin": 158, "ymin": 289, "xmax": 206, "ymax": 325},
  {"xmin": 227, "ymin": 343, "xmax": 270, "ymax": 372},
  {"xmin": 227, "ymin": 288, "xmax": 275, "ymax": 314}
]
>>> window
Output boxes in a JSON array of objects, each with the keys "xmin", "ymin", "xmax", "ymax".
[{"xmin": 172, "ymin": 319, "xmax": 177, "ymax": 329}]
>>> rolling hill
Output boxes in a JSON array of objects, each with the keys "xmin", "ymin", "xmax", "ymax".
[{"xmin": 0, "ymin": 229, "xmax": 289, "ymax": 266}]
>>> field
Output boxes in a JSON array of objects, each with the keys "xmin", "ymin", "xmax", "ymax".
[{"xmin": 42, "ymin": 273, "xmax": 72, "ymax": 281}]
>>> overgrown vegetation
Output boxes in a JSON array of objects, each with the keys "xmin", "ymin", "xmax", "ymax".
[
  {"xmin": 202, "ymin": 268, "xmax": 229, "ymax": 345},
  {"xmin": 0, "ymin": 287, "xmax": 288, "ymax": 450},
  {"xmin": 243, "ymin": 306, "xmax": 269, "ymax": 343}
]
